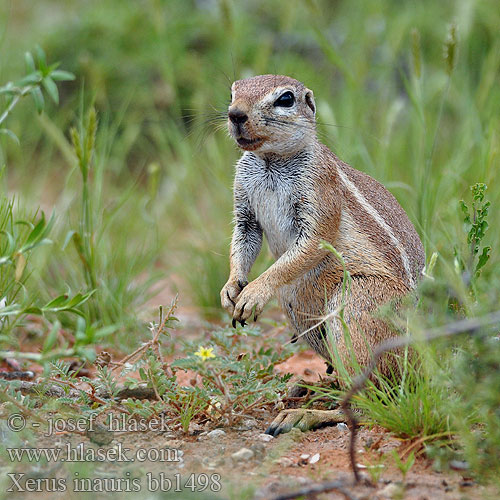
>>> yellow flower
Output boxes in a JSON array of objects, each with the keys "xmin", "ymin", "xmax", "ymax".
[{"xmin": 194, "ymin": 346, "xmax": 216, "ymax": 361}]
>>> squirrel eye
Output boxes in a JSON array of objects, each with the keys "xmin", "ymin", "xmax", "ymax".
[{"xmin": 274, "ymin": 91, "xmax": 295, "ymax": 108}]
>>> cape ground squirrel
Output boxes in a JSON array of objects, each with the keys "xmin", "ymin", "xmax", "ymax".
[{"xmin": 220, "ymin": 75, "xmax": 425, "ymax": 434}]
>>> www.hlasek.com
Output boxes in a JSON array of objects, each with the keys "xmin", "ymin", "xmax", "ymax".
[{"xmin": 8, "ymin": 442, "xmax": 181, "ymax": 464}]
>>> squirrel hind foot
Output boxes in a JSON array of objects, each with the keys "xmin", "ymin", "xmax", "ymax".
[{"xmin": 265, "ymin": 408, "xmax": 345, "ymax": 437}]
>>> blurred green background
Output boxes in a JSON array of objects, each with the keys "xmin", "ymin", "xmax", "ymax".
[{"xmin": 0, "ymin": 0, "xmax": 498, "ymax": 336}]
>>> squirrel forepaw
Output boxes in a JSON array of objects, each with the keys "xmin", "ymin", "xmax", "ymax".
[
  {"xmin": 232, "ymin": 280, "xmax": 273, "ymax": 324},
  {"xmin": 220, "ymin": 278, "xmax": 248, "ymax": 316}
]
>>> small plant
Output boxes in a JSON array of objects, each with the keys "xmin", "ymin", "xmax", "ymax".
[
  {"xmin": 69, "ymin": 107, "xmax": 98, "ymax": 294},
  {"xmin": 456, "ymin": 183, "xmax": 491, "ymax": 283},
  {"xmin": 363, "ymin": 454, "xmax": 386, "ymax": 484},
  {"xmin": 0, "ymin": 50, "xmax": 91, "ymax": 341},
  {"xmin": 42, "ymin": 102, "xmax": 166, "ymax": 335},
  {"xmin": 0, "ymin": 45, "xmax": 74, "ymax": 142},
  {"xmin": 449, "ymin": 327, "xmax": 500, "ymax": 482},
  {"xmin": 2, "ymin": 300, "xmax": 292, "ymax": 437},
  {"xmin": 171, "ymin": 325, "xmax": 293, "ymax": 426},
  {"xmin": 391, "ymin": 449, "xmax": 415, "ymax": 482}
]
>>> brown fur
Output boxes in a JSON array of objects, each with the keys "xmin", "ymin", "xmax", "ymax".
[{"xmin": 221, "ymin": 75, "xmax": 425, "ymax": 375}]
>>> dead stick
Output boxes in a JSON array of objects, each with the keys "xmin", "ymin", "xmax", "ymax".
[
  {"xmin": 271, "ymin": 480, "xmax": 358, "ymax": 500},
  {"xmin": 341, "ymin": 310, "xmax": 500, "ymax": 483},
  {"xmin": 112, "ymin": 297, "xmax": 178, "ymax": 372}
]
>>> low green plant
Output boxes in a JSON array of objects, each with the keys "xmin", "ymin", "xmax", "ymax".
[
  {"xmin": 1, "ymin": 302, "xmax": 293, "ymax": 437},
  {"xmin": 69, "ymin": 106, "xmax": 98, "ymax": 293},
  {"xmin": 391, "ymin": 449, "xmax": 415, "ymax": 482},
  {"xmin": 34, "ymin": 103, "xmax": 166, "ymax": 337},
  {"xmin": 0, "ymin": 45, "xmax": 74, "ymax": 142},
  {"xmin": 445, "ymin": 184, "xmax": 499, "ymax": 483},
  {"xmin": 0, "ymin": 49, "xmax": 92, "ymax": 343},
  {"xmin": 171, "ymin": 324, "xmax": 294, "ymax": 425},
  {"xmin": 454, "ymin": 183, "xmax": 491, "ymax": 290},
  {"xmin": 362, "ymin": 453, "xmax": 387, "ymax": 484}
]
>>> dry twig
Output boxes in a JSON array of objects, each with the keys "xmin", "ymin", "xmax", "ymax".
[{"xmin": 271, "ymin": 480, "xmax": 359, "ymax": 500}]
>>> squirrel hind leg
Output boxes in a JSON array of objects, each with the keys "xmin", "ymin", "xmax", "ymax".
[
  {"xmin": 265, "ymin": 408, "xmax": 345, "ymax": 437},
  {"xmin": 323, "ymin": 275, "xmax": 410, "ymax": 376}
]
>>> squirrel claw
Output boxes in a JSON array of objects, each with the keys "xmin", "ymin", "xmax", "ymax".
[
  {"xmin": 232, "ymin": 318, "xmax": 237, "ymax": 328},
  {"xmin": 240, "ymin": 320, "xmax": 246, "ymax": 327}
]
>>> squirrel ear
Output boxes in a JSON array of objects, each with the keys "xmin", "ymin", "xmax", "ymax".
[{"xmin": 305, "ymin": 89, "xmax": 316, "ymax": 116}]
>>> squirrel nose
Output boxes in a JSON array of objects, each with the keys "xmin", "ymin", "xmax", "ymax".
[{"xmin": 228, "ymin": 109, "xmax": 248, "ymax": 125}]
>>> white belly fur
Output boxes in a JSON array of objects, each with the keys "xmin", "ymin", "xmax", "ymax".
[
  {"xmin": 251, "ymin": 188, "xmax": 296, "ymax": 257},
  {"xmin": 238, "ymin": 152, "xmax": 301, "ymax": 259}
]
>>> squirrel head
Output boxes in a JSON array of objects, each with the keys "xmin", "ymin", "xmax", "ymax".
[{"xmin": 228, "ymin": 75, "xmax": 316, "ymax": 155}]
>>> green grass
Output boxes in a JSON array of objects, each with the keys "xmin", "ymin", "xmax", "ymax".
[{"xmin": 0, "ymin": 0, "xmax": 499, "ymax": 487}]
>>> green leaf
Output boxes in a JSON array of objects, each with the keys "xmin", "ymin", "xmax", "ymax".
[
  {"xmin": 24, "ymin": 51, "xmax": 36, "ymax": 72},
  {"xmin": 30, "ymin": 86, "xmax": 45, "ymax": 114},
  {"xmin": 475, "ymin": 246, "xmax": 491, "ymax": 273},
  {"xmin": 42, "ymin": 321, "xmax": 61, "ymax": 354},
  {"xmin": 65, "ymin": 290, "xmax": 95, "ymax": 309},
  {"xmin": 0, "ymin": 304, "xmax": 23, "ymax": 316},
  {"xmin": 15, "ymin": 71, "xmax": 43, "ymax": 87},
  {"xmin": 50, "ymin": 70, "xmax": 75, "ymax": 81},
  {"xmin": 44, "ymin": 294, "xmax": 70, "ymax": 309},
  {"xmin": 42, "ymin": 77, "xmax": 59, "ymax": 105},
  {"xmin": 0, "ymin": 230, "xmax": 16, "ymax": 259},
  {"xmin": 23, "ymin": 306, "xmax": 43, "ymax": 315},
  {"xmin": 34, "ymin": 45, "xmax": 47, "ymax": 71},
  {"xmin": 0, "ymin": 128, "xmax": 20, "ymax": 145},
  {"xmin": 62, "ymin": 230, "xmax": 77, "ymax": 250},
  {"xmin": 459, "ymin": 200, "xmax": 469, "ymax": 217},
  {"xmin": 21, "ymin": 213, "xmax": 47, "ymax": 250},
  {"xmin": 64, "ymin": 308, "xmax": 87, "ymax": 319},
  {"xmin": 94, "ymin": 325, "xmax": 119, "ymax": 339}
]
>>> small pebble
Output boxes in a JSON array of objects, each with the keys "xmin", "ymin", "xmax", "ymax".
[
  {"xmin": 378, "ymin": 483, "xmax": 405, "ymax": 499},
  {"xmin": 207, "ymin": 429, "xmax": 226, "ymax": 439},
  {"xmin": 257, "ymin": 433, "xmax": 274, "ymax": 442},
  {"xmin": 309, "ymin": 453, "xmax": 320, "ymax": 464},
  {"xmin": 277, "ymin": 457, "xmax": 294, "ymax": 467},
  {"xmin": 231, "ymin": 447, "xmax": 254, "ymax": 462},
  {"xmin": 337, "ymin": 422, "xmax": 348, "ymax": 431},
  {"xmin": 235, "ymin": 418, "xmax": 258, "ymax": 431},
  {"xmin": 188, "ymin": 422, "xmax": 203, "ymax": 435},
  {"xmin": 449, "ymin": 460, "xmax": 469, "ymax": 471},
  {"xmin": 164, "ymin": 439, "xmax": 183, "ymax": 448},
  {"xmin": 202, "ymin": 456, "xmax": 225, "ymax": 469},
  {"xmin": 250, "ymin": 442, "xmax": 266, "ymax": 459}
]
